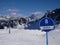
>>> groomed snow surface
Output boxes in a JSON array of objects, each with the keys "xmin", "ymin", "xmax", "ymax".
[{"xmin": 0, "ymin": 28, "xmax": 60, "ymax": 45}]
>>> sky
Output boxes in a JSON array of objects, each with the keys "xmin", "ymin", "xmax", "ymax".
[{"xmin": 0, "ymin": 0, "xmax": 60, "ymax": 17}]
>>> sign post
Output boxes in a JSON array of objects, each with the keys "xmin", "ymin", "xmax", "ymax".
[
  {"xmin": 8, "ymin": 18, "xmax": 11, "ymax": 34},
  {"xmin": 46, "ymin": 32, "xmax": 48, "ymax": 45},
  {"xmin": 40, "ymin": 15, "xmax": 55, "ymax": 45}
]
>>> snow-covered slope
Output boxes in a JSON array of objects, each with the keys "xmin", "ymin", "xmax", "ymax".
[{"xmin": 0, "ymin": 29, "xmax": 60, "ymax": 45}]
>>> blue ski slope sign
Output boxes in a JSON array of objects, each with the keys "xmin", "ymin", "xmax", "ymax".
[{"xmin": 40, "ymin": 17, "xmax": 55, "ymax": 31}]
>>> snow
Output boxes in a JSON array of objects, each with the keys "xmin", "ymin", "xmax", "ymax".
[
  {"xmin": 17, "ymin": 24, "xmax": 25, "ymax": 29},
  {"xmin": 55, "ymin": 24, "xmax": 60, "ymax": 29},
  {"xmin": 0, "ymin": 28, "xmax": 60, "ymax": 45}
]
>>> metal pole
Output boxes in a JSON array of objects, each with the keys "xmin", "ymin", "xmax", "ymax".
[
  {"xmin": 46, "ymin": 32, "xmax": 48, "ymax": 45},
  {"xmin": 9, "ymin": 21, "xmax": 11, "ymax": 34},
  {"xmin": 9, "ymin": 27, "xmax": 10, "ymax": 34}
]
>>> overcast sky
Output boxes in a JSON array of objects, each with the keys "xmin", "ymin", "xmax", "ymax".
[{"xmin": 0, "ymin": 0, "xmax": 60, "ymax": 17}]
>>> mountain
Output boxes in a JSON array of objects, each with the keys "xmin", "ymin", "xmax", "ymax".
[{"xmin": 41, "ymin": 8, "xmax": 60, "ymax": 25}]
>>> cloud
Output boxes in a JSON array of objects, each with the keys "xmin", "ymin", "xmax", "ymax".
[
  {"xmin": 6, "ymin": 8, "xmax": 19, "ymax": 15},
  {"xmin": 31, "ymin": 11, "xmax": 44, "ymax": 15},
  {"xmin": 11, "ymin": 12, "xmax": 16, "ymax": 15},
  {"xmin": 31, "ymin": 11, "xmax": 45, "ymax": 19},
  {"xmin": 6, "ymin": 8, "xmax": 26, "ymax": 17},
  {"xmin": 0, "ymin": 8, "xmax": 27, "ymax": 18},
  {"xmin": 7, "ymin": 8, "xmax": 19, "ymax": 12}
]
